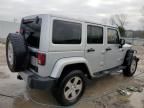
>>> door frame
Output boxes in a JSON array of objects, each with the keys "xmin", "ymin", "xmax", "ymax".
[
  {"xmin": 104, "ymin": 27, "xmax": 123, "ymax": 69},
  {"xmin": 84, "ymin": 23, "xmax": 107, "ymax": 74}
]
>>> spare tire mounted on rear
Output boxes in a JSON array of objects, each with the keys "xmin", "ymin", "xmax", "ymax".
[{"xmin": 6, "ymin": 33, "xmax": 29, "ymax": 72}]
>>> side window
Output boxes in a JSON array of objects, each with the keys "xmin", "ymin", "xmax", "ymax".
[
  {"xmin": 52, "ymin": 20, "xmax": 82, "ymax": 44},
  {"xmin": 107, "ymin": 29, "xmax": 119, "ymax": 44},
  {"xmin": 87, "ymin": 25, "xmax": 103, "ymax": 44}
]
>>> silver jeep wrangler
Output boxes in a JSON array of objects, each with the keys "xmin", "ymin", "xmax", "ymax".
[{"xmin": 6, "ymin": 14, "xmax": 139, "ymax": 106}]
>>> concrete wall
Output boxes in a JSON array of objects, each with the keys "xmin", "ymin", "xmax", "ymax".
[{"xmin": 0, "ymin": 20, "xmax": 20, "ymax": 43}]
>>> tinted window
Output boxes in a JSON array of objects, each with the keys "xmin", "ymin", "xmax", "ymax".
[
  {"xmin": 107, "ymin": 29, "xmax": 119, "ymax": 44},
  {"xmin": 87, "ymin": 25, "xmax": 103, "ymax": 44},
  {"xmin": 21, "ymin": 18, "xmax": 42, "ymax": 48},
  {"xmin": 52, "ymin": 20, "xmax": 82, "ymax": 44}
]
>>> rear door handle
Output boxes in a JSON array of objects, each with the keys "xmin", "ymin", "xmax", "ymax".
[
  {"xmin": 106, "ymin": 47, "xmax": 112, "ymax": 51},
  {"xmin": 87, "ymin": 48, "xmax": 95, "ymax": 52}
]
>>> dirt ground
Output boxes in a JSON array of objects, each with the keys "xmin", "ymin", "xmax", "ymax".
[{"xmin": 0, "ymin": 43, "xmax": 144, "ymax": 108}]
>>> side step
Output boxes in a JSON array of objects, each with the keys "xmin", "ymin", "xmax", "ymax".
[{"xmin": 93, "ymin": 66, "xmax": 126, "ymax": 78}]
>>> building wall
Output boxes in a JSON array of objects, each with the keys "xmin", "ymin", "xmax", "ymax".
[{"xmin": 0, "ymin": 20, "xmax": 20, "ymax": 39}]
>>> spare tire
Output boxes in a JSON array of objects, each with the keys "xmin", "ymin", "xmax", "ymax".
[{"xmin": 6, "ymin": 33, "xmax": 29, "ymax": 72}]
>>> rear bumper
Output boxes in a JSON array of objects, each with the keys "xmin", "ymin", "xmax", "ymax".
[{"xmin": 18, "ymin": 70, "xmax": 57, "ymax": 90}]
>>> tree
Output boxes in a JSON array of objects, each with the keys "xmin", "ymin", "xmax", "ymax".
[{"xmin": 110, "ymin": 14, "xmax": 127, "ymax": 37}]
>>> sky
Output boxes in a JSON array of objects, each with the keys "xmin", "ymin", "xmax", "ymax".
[{"xmin": 0, "ymin": 0, "xmax": 143, "ymax": 30}]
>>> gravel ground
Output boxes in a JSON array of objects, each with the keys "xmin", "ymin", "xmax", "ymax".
[{"xmin": 0, "ymin": 43, "xmax": 144, "ymax": 108}]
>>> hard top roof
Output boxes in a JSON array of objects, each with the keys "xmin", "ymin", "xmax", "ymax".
[{"xmin": 24, "ymin": 14, "xmax": 117, "ymax": 29}]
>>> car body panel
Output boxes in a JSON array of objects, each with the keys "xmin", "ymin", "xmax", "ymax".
[{"xmin": 21, "ymin": 14, "xmax": 132, "ymax": 79}]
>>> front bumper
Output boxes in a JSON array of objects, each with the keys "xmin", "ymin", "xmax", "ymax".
[{"xmin": 18, "ymin": 70, "xmax": 57, "ymax": 90}]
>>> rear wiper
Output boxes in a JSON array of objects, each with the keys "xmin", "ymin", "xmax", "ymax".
[
  {"xmin": 22, "ymin": 19, "xmax": 34, "ymax": 24},
  {"xmin": 22, "ymin": 16, "xmax": 39, "ymax": 24}
]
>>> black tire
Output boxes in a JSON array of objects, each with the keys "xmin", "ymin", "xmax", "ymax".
[
  {"xmin": 6, "ymin": 33, "xmax": 29, "ymax": 72},
  {"xmin": 123, "ymin": 56, "xmax": 138, "ymax": 77},
  {"xmin": 54, "ymin": 70, "xmax": 86, "ymax": 106}
]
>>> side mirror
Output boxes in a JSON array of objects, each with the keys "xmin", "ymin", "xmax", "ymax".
[{"xmin": 119, "ymin": 39, "xmax": 125, "ymax": 47}]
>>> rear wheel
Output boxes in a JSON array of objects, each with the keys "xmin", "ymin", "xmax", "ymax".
[
  {"xmin": 123, "ymin": 56, "xmax": 138, "ymax": 77},
  {"xmin": 54, "ymin": 70, "xmax": 86, "ymax": 106}
]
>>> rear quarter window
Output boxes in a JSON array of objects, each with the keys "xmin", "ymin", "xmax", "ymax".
[{"xmin": 52, "ymin": 20, "xmax": 82, "ymax": 44}]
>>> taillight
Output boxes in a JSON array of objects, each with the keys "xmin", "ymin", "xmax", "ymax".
[{"xmin": 37, "ymin": 52, "xmax": 46, "ymax": 65}]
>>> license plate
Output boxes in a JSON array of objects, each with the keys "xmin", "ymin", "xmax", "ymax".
[{"xmin": 31, "ymin": 56, "xmax": 37, "ymax": 66}]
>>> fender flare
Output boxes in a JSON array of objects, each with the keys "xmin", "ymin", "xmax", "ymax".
[
  {"xmin": 123, "ymin": 49, "xmax": 139, "ymax": 66},
  {"xmin": 50, "ymin": 57, "xmax": 91, "ymax": 78}
]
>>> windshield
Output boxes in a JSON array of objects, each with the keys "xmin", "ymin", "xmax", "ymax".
[{"xmin": 20, "ymin": 17, "xmax": 42, "ymax": 48}]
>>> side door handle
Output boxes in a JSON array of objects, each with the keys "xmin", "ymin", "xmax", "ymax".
[
  {"xmin": 106, "ymin": 47, "xmax": 112, "ymax": 51},
  {"xmin": 87, "ymin": 48, "xmax": 95, "ymax": 52}
]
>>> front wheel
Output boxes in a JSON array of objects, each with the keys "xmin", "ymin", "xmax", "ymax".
[
  {"xmin": 54, "ymin": 70, "xmax": 86, "ymax": 106},
  {"xmin": 123, "ymin": 56, "xmax": 138, "ymax": 77}
]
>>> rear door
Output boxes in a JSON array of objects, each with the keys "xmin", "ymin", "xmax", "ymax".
[
  {"xmin": 104, "ymin": 27, "xmax": 124, "ymax": 69},
  {"xmin": 85, "ymin": 24, "xmax": 106, "ymax": 73},
  {"xmin": 20, "ymin": 17, "xmax": 42, "ymax": 72}
]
